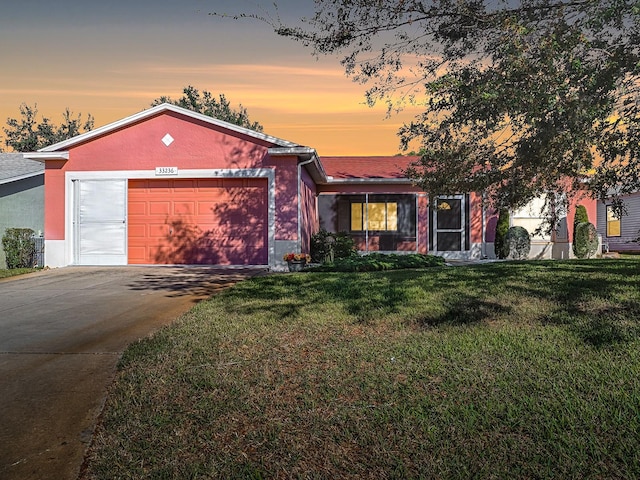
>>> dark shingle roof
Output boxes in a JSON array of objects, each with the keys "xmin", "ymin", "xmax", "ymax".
[
  {"xmin": 0, "ymin": 153, "xmax": 44, "ymax": 185},
  {"xmin": 319, "ymin": 156, "xmax": 420, "ymax": 179}
]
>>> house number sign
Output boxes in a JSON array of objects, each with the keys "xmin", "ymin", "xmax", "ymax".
[{"xmin": 155, "ymin": 166, "xmax": 178, "ymax": 176}]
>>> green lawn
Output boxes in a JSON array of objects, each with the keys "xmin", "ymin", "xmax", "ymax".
[
  {"xmin": 0, "ymin": 267, "xmax": 39, "ymax": 279},
  {"xmin": 83, "ymin": 259, "xmax": 640, "ymax": 479}
]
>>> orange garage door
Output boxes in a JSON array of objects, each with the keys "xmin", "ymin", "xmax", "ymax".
[{"xmin": 128, "ymin": 178, "xmax": 268, "ymax": 265}]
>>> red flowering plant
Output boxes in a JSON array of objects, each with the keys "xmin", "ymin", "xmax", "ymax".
[{"xmin": 283, "ymin": 253, "xmax": 311, "ymax": 262}]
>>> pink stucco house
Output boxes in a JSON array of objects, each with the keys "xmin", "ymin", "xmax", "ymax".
[{"xmin": 24, "ymin": 103, "xmax": 596, "ymax": 269}]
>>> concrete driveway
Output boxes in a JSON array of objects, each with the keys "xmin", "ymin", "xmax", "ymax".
[{"xmin": 0, "ymin": 266, "xmax": 263, "ymax": 480}]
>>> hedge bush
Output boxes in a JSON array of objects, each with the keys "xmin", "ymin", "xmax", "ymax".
[
  {"xmin": 311, "ymin": 253, "xmax": 446, "ymax": 272},
  {"xmin": 574, "ymin": 222, "xmax": 598, "ymax": 259},
  {"xmin": 310, "ymin": 229, "xmax": 357, "ymax": 263},
  {"xmin": 494, "ymin": 209, "xmax": 510, "ymax": 259},
  {"xmin": 2, "ymin": 228, "xmax": 36, "ymax": 269},
  {"xmin": 504, "ymin": 226, "xmax": 531, "ymax": 260}
]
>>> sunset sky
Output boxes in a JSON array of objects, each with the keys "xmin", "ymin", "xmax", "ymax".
[{"xmin": 0, "ymin": 0, "xmax": 420, "ymax": 155}]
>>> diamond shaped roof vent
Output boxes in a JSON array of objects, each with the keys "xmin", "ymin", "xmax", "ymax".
[{"xmin": 161, "ymin": 133, "xmax": 174, "ymax": 147}]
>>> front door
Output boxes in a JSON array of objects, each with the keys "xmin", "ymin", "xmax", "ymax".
[{"xmin": 432, "ymin": 195, "xmax": 467, "ymax": 252}]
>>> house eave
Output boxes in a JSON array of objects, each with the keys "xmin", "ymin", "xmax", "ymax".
[
  {"xmin": 268, "ymin": 147, "xmax": 329, "ymax": 184},
  {"xmin": 23, "ymin": 152, "xmax": 70, "ymax": 162}
]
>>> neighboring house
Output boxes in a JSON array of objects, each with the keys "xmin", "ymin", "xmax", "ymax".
[
  {"xmin": 0, "ymin": 153, "xmax": 45, "ymax": 268},
  {"xmin": 24, "ymin": 103, "xmax": 596, "ymax": 269},
  {"xmin": 597, "ymin": 192, "xmax": 640, "ymax": 253}
]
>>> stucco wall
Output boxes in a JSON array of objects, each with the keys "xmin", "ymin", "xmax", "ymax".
[{"xmin": 0, "ymin": 175, "xmax": 44, "ymax": 268}]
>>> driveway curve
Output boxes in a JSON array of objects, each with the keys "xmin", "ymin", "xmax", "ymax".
[{"xmin": 0, "ymin": 266, "xmax": 263, "ymax": 480}]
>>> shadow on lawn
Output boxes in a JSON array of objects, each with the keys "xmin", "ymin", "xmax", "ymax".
[
  {"xmin": 445, "ymin": 260, "xmax": 640, "ymax": 346},
  {"xmin": 224, "ymin": 258, "xmax": 640, "ymax": 347}
]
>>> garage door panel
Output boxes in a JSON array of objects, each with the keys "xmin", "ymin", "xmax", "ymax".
[
  {"xmin": 149, "ymin": 201, "xmax": 171, "ymax": 215},
  {"xmin": 128, "ymin": 224, "xmax": 146, "ymax": 238},
  {"xmin": 128, "ymin": 178, "xmax": 268, "ymax": 265},
  {"xmin": 128, "ymin": 201, "xmax": 147, "ymax": 216},
  {"xmin": 173, "ymin": 202, "xmax": 196, "ymax": 215}
]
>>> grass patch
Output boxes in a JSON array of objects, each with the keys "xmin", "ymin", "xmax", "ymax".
[
  {"xmin": 83, "ymin": 259, "xmax": 640, "ymax": 479},
  {"xmin": 0, "ymin": 267, "xmax": 39, "ymax": 279}
]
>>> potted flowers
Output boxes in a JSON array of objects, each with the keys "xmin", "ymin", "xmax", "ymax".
[{"xmin": 283, "ymin": 252, "xmax": 311, "ymax": 272}]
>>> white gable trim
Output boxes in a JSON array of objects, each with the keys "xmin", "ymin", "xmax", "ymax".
[{"xmin": 38, "ymin": 103, "xmax": 300, "ymax": 152}]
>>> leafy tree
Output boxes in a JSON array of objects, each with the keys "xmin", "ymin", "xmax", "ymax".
[
  {"xmin": 3, "ymin": 103, "xmax": 94, "ymax": 151},
  {"xmin": 152, "ymin": 86, "xmax": 263, "ymax": 132},
  {"xmin": 239, "ymin": 1, "xmax": 640, "ymax": 216}
]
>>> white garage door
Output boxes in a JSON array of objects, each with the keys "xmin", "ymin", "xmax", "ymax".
[{"xmin": 74, "ymin": 179, "xmax": 127, "ymax": 265}]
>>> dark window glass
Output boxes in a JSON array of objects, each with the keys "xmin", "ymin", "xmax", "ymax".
[
  {"xmin": 437, "ymin": 232, "xmax": 462, "ymax": 251},
  {"xmin": 436, "ymin": 199, "xmax": 462, "ymax": 230}
]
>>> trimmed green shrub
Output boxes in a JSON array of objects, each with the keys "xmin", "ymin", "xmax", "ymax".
[
  {"xmin": 572, "ymin": 205, "xmax": 590, "ymax": 257},
  {"xmin": 504, "ymin": 226, "xmax": 531, "ymax": 260},
  {"xmin": 310, "ymin": 229, "xmax": 357, "ymax": 263},
  {"xmin": 494, "ymin": 209, "xmax": 510, "ymax": 259},
  {"xmin": 2, "ymin": 228, "xmax": 36, "ymax": 269},
  {"xmin": 311, "ymin": 253, "xmax": 446, "ymax": 272},
  {"xmin": 574, "ymin": 222, "xmax": 598, "ymax": 259}
]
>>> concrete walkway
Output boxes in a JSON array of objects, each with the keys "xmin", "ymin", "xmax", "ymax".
[{"xmin": 0, "ymin": 266, "xmax": 263, "ymax": 480}]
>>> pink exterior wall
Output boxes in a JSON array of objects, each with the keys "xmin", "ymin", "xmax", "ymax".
[
  {"xmin": 65, "ymin": 112, "xmax": 271, "ymax": 171},
  {"xmin": 417, "ymin": 194, "xmax": 429, "ymax": 253},
  {"xmin": 44, "ymin": 161, "xmax": 67, "ymax": 240},
  {"xmin": 469, "ymin": 192, "xmax": 484, "ymax": 244},
  {"xmin": 264, "ymin": 155, "xmax": 299, "ymax": 241},
  {"xmin": 300, "ymin": 168, "xmax": 318, "ymax": 253}
]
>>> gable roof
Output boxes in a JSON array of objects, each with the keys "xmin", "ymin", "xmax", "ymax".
[
  {"xmin": 0, "ymin": 153, "xmax": 44, "ymax": 185},
  {"xmin": 36, "ymin": 103, "xmax": 301, "ymax": 153},
  {"xmin": 319, "ymin": 156, "xmax": 419, "ymax": 182}
]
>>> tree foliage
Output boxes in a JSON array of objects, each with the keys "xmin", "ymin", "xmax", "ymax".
[
  {"xmin": 249, "ymin": 0, "xmax": 640, "ymax": 215},
  {"xmin": 494, "ymin": 208, "xmax": 510, "ymax": 259},
  {"xmin": 504, "ymin": 226, "xmax": 531, "ymax": 260},
  {"xmin": 3, "ymin": 103, "xmax": 94, "ymax": 151},
  {"xmin": 152, "ymin": 86, "xmax": 263, "ymax": 132}
]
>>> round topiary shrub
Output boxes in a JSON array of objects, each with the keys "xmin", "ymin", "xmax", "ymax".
[
  {"xmin": 504, "ymin": 226, "xmax": 531, "ymax": 260},
  {"xmin": 494, "ymin": 208, "xmax": 510, "ymax": 259},
  {"xmin": 573, "ymin": 222, "xmax": 598, "ymax": 259}
]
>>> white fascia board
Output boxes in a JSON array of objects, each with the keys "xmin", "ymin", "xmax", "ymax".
[
  {"xmin": 39, "ymin": 103, "xmax": 299, "ymax": 152},
  {"xmin": 268, "ymin": 146, "xmax": 317, "ymax": 156},
  {"xmin": 23, "ymin": 151, "xmax": 69, "ymax": 161},
  {"xmin": 323, "ymin": 178, "xmax": 414, "ymax": 185}
]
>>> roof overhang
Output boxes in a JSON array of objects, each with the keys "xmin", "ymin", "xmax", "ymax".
[
  {"xmin": 268, "ymin": 146, "xmax": 329, "ymax": 184},
  {"xmin": 23, "ymin": 152, "xmax": 69, "ymax": 162}
]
